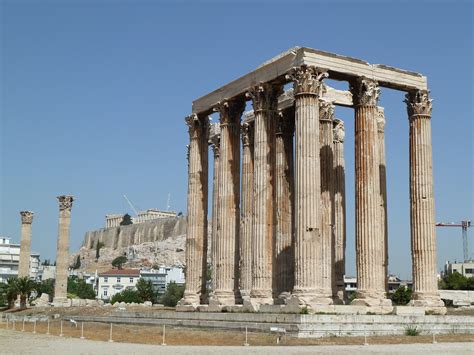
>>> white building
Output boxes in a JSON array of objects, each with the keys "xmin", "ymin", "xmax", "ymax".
[
  {"xmin": 445, "ymin": 260, "xmax": 474, "ymax": 278},
  {"xmin": 0, "ymin": 236, "xmax": 40, "ymax": 283},
  {"xmin": 36, "ymin": 265, "xmax": 56, "ymax": 281},
  {"xmin": 140, "ymin": 266, "xmax": 185, "ymax": 294},
  {"xmin": 97, "ymin": 269, "xmax": 140, "ymax": 300}
]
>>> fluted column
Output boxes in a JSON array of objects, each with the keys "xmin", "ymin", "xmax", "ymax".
[
  {"xmin": 210, "ymin": 98, "xmax": 245, "ymax": 306},
  {"xmin": 54, "ymin": 195, "xmax": 74, "ymax": 301},
  {"xmin": 287, "ymin": 65, "xmax": 332, "ymax": 306},
  {"xmin": 377, "ymin": 107, "xmax": 389, "ymax": 292},
  {"xmin": 319, "ymin": 100, "xmax": 338, "ymax": 303},
  {"xmin": 246, "ymin": 82, "xmax": 282, "ymax": 307},
  {"xmin": 180, "ymin": 114, "xmax": 209, "ymax": 307},
  {"xmin": 209, "ymin": 125, "xmax": 220, "ymax": 294},
  {"xmin": 18, "ymin": 211, "xmax": 34, "ymax": 278},
  {"xmin": 240, "ymin": 122, "xmax": 254, "ymax": 301},
  {"xmin": 406, "ymin": 90, "xmax": 444, "ymax": 309},
  {"xmin": 275, "ymin": 107, "xmax": 295, "ymax": 301},
  {"xmin": 333, "ymin": 119, "xmax": 346, "ymax": 303},
  {"xmin": 350, "ymin": 77, "xmax": 390, "ymax": 306}
]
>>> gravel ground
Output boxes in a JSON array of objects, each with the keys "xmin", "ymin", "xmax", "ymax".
[{"xmin": 0, "ymin": 329, "xmax": 473, "ymax": 354}]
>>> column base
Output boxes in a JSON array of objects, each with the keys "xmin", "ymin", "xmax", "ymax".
[
  {"xmin": 351, "ymin": 290, "xmax": 392, "ymax": 307},
  {"xmin": 410, "ymin": 292, "xmax": 446, "ymax": 314},
  {"xmin": 178, "ymin": 292, "xmax": 201, "ymax": 308},
  {"xmin": 240, "ymin": 290, "xmax": 251, "ymax": 304},
  {"xmin": 52, "ymin": 297, "xmax": 71, "ymax": 307},
  {"xmin": 288, "ymin": 288, "xmax": 333, "ymax": 307},
  {"xmin": 243, "ymin": 289, "xmax": 273, "ymax": 311},
  {"xmin": 209, "ymin": 290, "xmax": 239, "ymax": 307},
  {"xmin": 274, "ymin": 291, "xmax": 292, "ymax": 305}
]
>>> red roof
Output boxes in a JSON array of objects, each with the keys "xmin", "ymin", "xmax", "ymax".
[{"xmin": 99, "ymin": 269, "xmax": 140, "ymax": 277}]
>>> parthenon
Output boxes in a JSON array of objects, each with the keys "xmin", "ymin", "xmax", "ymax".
[{"xmin": 180, "ymin": 47, "xmax": 445, "ymax": 314}]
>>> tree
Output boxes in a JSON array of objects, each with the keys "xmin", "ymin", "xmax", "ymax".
[
  {"xmin": 67, "ymin": 276, "xmax": 96, "ymax": 299},
  {"xmin": 95, "ymin": 241, "xmax": 105, "ymax": 260},
  {"xmin": 3, "ymin": 278, "xmax": 18, "ymax": 309},
  {"xmin": 160, "ymin": 281, "xmax": 184, "ymax": 307},
  {"xmin": 112, "ymin": 256, "xmax": 128, "ymax": 269},
  {"xmin": 439, "ymin": 272, "xmax": 472, "ymax": 290},
  {"xmin": 35, "ymin": 279, "xmax": 54, "ymax": 302},
  {"xmin": 390, "ymin": 286, "xmax": 413, "ymax": 305},
  {"xmin": 41, "ymin": 259, "xmax": 51, "ymax": 266},
  {"xmin": 110, "ymin": 289, "xmax": 141, "ymax": 304},
  {"xmin": 136, "ymin": 278, "xmax": 156, "ymax": 303},
  {"xmin": 120, "ymin": 213, "xmax": 133, "ymax": 226},
  {"xmin": 16, "ymin": 277, "xmax": 35, "ymax": 310}
]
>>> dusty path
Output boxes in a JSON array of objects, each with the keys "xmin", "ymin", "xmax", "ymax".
[{"xmin": 0, "ymin": 329, "xmax": 473, "ymax": 354}]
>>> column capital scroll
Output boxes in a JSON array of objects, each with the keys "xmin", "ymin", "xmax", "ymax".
[
  {"xmin": 319, "ymin": 100, "xmax": 335, "ymax": 123},
  {"xmin": 246, "ymin": 82, "xmax": 283, "ymax": 113},
  {"xmin": 241, "ymin": 122, "xmax": 254, "ymax": 147},
  {"xmin": 333, "ymin": 119, "xmax": 345, "ymax": 143},
  {"xmin": 286, "ymin": 65, "xmax": 328, "ymax": 97},
  {"xmin": 213, "ymin": 98, "xmax": 245, "ymax": 126},
  {"xmin": 57, "ymin": 195, "xmax": 74, "ymax": 211},
  {"xmin": 20, "ymin": 211, "xmax": 34, "ymax": 224},
  {"xmin": 405, "ymin": 89, "xmax": 432, "ymax": 117},
  {"xmin": 376, "ymin": 107, "xmax": 386, "ymax": 132},
  {"xmin": 185, "ymin": 114, "xmax": 210, "ymax": 140},
  {"xmin": 350, "ymin": 77, "xmax": 380, "ymax": 107}
]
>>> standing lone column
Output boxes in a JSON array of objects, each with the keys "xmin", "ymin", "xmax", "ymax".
[
  {"xmin": 275, "ymin": 107, "xmax": 295, "ymax": 302},
  {"xmin": 209, "ymin": 124, "xmax": 220, "ymax": 294},
  {"xmin": 287, "ymin": 65, "xmax": 333, "ymax": 306},
  {"xmin": 54, "ymin": 195, "xmax": 74, "ymax": 302},
  {"xmin": 319, "ymin": 100, "xmax": 338, "ymax": 303},
  {"xmin": 333, "ymin": 119, "xmax": 346, "ymax": 303},
  {"xmin": 246, "ymin": 82, "xmax": 282, "ymax": 308},
  {"xmin": 211, "ymin": 99, "xmax": 245, "ymax": 306},
  {"xmin": 405, "ymin": 90, "xmax": 444, "ymax": 311},
  {"xmin": 18, "ymin": 211, "xmax": 34, "ymax": 278},
  {"xmin": 350, "ymin": 77, "xmax": 391, "ymax": 307},
  {"xmin": 180, "ymin": 114, "xmax": 209, "ymax": 307},
  {"xmin": 377, "ymin": 107, "xmax": 389, "ymax": 292},
  {"xmin": 240, "ymin": 121, "xmax": 254, "ymax": 302}
]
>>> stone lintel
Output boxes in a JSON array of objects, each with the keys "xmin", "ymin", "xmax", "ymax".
[{"xmin": 192, "ymin": 46, "xmax": 427, "ymax": 115}]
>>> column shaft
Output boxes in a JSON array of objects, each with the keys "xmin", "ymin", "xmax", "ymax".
[
  {"xmin": 18, "ymin": 211, "xmax": 34, "ymax": 278},
  {"xmin": 209, "ymin": 126, "xmax": 220, "ymax": 295},
  {"xmin": 54, "ymin": 196, "xmax": 73, "ymax": 301}
]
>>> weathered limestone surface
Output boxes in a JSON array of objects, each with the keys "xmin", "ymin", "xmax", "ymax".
[
  {"xmin": 333, "ymin": 119, "xmax": 346, "ymax": 303},
  {"xmin": 239, "ymin": 122, "xmax": 254, "ymax": 301},
  {"xmin": 18, "ymin": 211, "xmax": 34, "ymax": 278},
  {"xmin": 406, "ymin": 90, "xmax": 444, "ymax": 308},
  {"xmin": 274, "ymin": 107, "xmax": 295, "ymax": 301},
  {"xmin": 54, "ymin": 195, "xmax": 74, "ymax": 301},
  {"xmin": 350, "ymin": 78, "xmax": 390, "ymax": 307},
  {"xmin": 246, "ymin": 82, "xmax": 282, "ymax": 308},
  {"xmin": 180, "ymin": 114, "xmax": 209, "ymax": 306},
  {"xmin": 209, "ymin": 124, "xmax": 220, "ymax": 295},
  {"xmin": 288, "ymin": 65, "xmax": 332, "ymax": 306},
  {"xmin": 377, "ymin": 107, "xmax": 389, "ymax": 292},
  {"xmin": 210, "ymin": 99, "xmax": 245, "ymax": 305}
]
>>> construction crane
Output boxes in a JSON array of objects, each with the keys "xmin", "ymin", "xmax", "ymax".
[
  {"xmin": 123, "ymin": 195, "xmax": 139, "ymax": 217},
  {"xmin": 436, "ymin": 220, "xmax": 472, "ymax": 262}
]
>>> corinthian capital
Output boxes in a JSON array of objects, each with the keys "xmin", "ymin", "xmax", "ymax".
[
  {"xmin": 333, "ymin": 119, "xmax": 345, "ymax": 143},
  {"xmin": 376, "ymin": 107, "xmax": 386, "ymax": 132},
  {"xmin": 20, "ymin": 211, "xmax": 34, "ymax": 224},
  {"xmin": 213, "ymin": 98, "xmax": 245, "ymax": 126},
  {"xmin": 350, "ymin": 77, "xmax": 380, "ymax": 106},
  {"xmin": 185, "ymin": 114, "xmax": 209, "ymax": 140},
  {"xmin": 405, "ymin": 89, "xmax": 432, "ymax": 117},
  {"xmin": 57, "ymin": 195, "xmax": 74, "ymax": 211},
  {"xmin": 286, "ymin": 65, "xmax": 328, "ymax": 96},
  {"xmin": 319, "ymin": 100, "xmax": 335, "ymax": 122},
  {"xmin": 246, "ymin": 82, "xmax": 283, "ymax": 113},
  {"xmin": 241, "ymin": 122, "xmax": 254, "ymax": 147}
]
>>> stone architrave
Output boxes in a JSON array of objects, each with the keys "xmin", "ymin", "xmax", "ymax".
[
  {"xmin": 210, "ymin": 98, "xmax": 245, "ymax": 306},
  {"xmin": 376, "ymin": 107, "xmax": 389, "ymax": 292},
  {"xmin": 319, "ymin": 100, "xmax": 338, "ymax": 304},
  {"xmin": 240, "ymin": 122, "xmax": 254, "ymax": 302},
  {"xmin": 54, "ymin": 195, "xmax": 74, "ymax": 301},
  {"xmin": 287, "ymin": 65, "xmax": 333, "ymax": 306},
  {"xmin": 350, "ymin": 77, "xmax": 391, "ymax": 307},
  {"xmin": 246, "ymin": 82, "xmax": 282, "ymax": 308},
  {"xmin": 180, "ymin": 114, "xmax": 209, "ymax": 307},
  {"xmin": 209, "ymin": 125, "xmax": 220, "ymax": 294},
  {"xmin": 405, "ymin": 90, "xmax": 444, "ymax": 309},
  {"xmin": 275, "ymin": 107, "xmax": 295, "ymax": 301},
  {"xmin": 333, "ymin": 119, "xmax": 346, "ymax": 303},
  {"xmin": 18, "ymin": 211, "xmax": 34, "ymax": 278}
]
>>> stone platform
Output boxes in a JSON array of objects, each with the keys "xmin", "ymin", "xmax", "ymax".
[{"xmin": 68, "ymin": 310, "xmax": 474, "ymax": 338}]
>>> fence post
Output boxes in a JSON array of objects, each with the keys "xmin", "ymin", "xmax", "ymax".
[
  {"xmin": 432, "ymin": 332, "xmax": 437, "ymax": 344},
  {"xmin": 12, "ymin": 320, "xmax": 15, "ymax": 330},
  {"xmin": 161, "ymin": 324, "xmax": 166, "ymax": 346},
  {"xmin": 33, "ymin": 320, "xmax": 37, "ymax": 334},
  {"xmin": 243, "ymin": 326, "xmax": 249, "ymax": 346},
  {"xmin": 364, "ymin": 328, "xmax": 369, "ymax": 346},
  {"xmin": 46, "ymin": 319, "xmax": 50, "ymax": 335},
  {"xmin": 80, "ymin": 322, "xmax": 85, "ymax": 339},
  {"xmin": 22, "ymin": 318, "xmax": 25, "ymax": 332},
  {"xmin": 6, "ymin": 318, "xmax": 9, "ymax": 329},
  {"xmin": 59, "ymin": 320, "xmax": 64, "ymax": 337},
  {"xmin": 108, "ymin": 323, "xmax": 113, "ymax": 343}
]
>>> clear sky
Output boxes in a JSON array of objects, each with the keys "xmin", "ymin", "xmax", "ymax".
[{"xmin": 1, "ymin": 0, "xmax": 472, "ymax": 280}]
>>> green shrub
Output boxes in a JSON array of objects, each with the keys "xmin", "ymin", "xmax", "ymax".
[
  {"xmin": 404, "ymin": 325, "xmax": 420, "ymax": 336},
  {"xmin": 160, "ymin": 282, "xmax": 184, "ymax": 307},
  {"xmin": 136, "ymin": 279, "xmax": 157, "ymax": 303},
  {"xmin": 111, "ymin": 289, "xmax": 142, "ymax": 304},
  {"xmin": 390, "ymin": 286, "xmax": 412, "ymax": 305},
  {"xmin": 67, "ymin": 276, "xmax": 96, "ymax": 299},
  {"xmin": 300, "ymin": 306, "xmax": 309, "ymax": 314}
]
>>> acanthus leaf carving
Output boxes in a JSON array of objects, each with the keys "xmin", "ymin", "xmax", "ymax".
[
  {"xmin": 350, "ymin": 77, "xmax": 380, "ymax": 107},
  {"xmin": 319, "ymin": 100, "xmax": 335, "ymax": 122},
  {"xmin": 333, "ymin": 119, "xmax": 345, "ymax": 143},
  {"xmin": 286, "ymin": 65, "xmax": 328, "ymax": 97},
  {"xmin": 376, "ymin": 106, "xmax": 386, "ymax": 132},
  {"xmin": 213, "ymin": 98, "xmax": 245, "ymax": 126},
  {"xmin": 20, "ymin": 211, "xmax": 34, "ymax": 224},
  {"xmin": 405, "ymin": 89, "xmax": 432, "ymax": 117},
  {"xmin": 246, "ymin": 82, "xmax": 283, "ymax": 113},
  {"xmin": 241, "ymin": 122, "xmax": 254, "ymax": 147},
  {"xmin": 57, "ymin": 195, "xmax": 74, "ymax": 211}
]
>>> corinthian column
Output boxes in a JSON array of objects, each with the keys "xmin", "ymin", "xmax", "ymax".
[
  {"xmin": 180, "ymin": 114, "xmax": 209, "ymax": 307},
  {"xmin": 275, "ymin": 107, "xmax": 295, "ymax": 302},
  {"xmin": 319, "ymin": 100, "xmax": 338, "ymax": 303},
  {"xmin": 405, "ymin": 90, "xmax": 444, "ymax": 310},
  {"xmin": 240, "ymin": 121, "xmax": 254, "ymax": 302},
  {"xmin": 246, "ymin": 82, "xmax": 282, "ymax": 308},
  {"xmin": 333, "ymin": 119, "xmax": 346, "ymax": 303},
  {"xmin": 210, "ymin": 98, "xmax": 245, "ymax": 306},
  {"xmin": 287, "ymin": 65, "xmax": 333, "ymax": 306},
  {"xmin": 54, "ymin": 195, "xmax": 74, "ymax": 301},
  {"xmin": 350, "ymin": 77, "xmax": 390, "ymax": 307},
  {"xmin": 377, "ymin": 107, "xmax": 389, "ymax": 292},
  {"xmin": 18, "ymin": 211, "xmax": 34, "ymax": 278},
  {"xmin": 209, "ymin": 124, "xmax": 220, "ymax": 294}
]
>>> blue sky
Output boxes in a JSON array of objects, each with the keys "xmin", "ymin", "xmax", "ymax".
[{"xmin": 1, "ymin": 0, "xmax": 472, "ymax": 279}]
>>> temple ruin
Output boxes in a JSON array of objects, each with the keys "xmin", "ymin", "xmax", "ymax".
[{"xmin": 180, "ymin": 47, "xmax": 444, "ymax": 314}]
